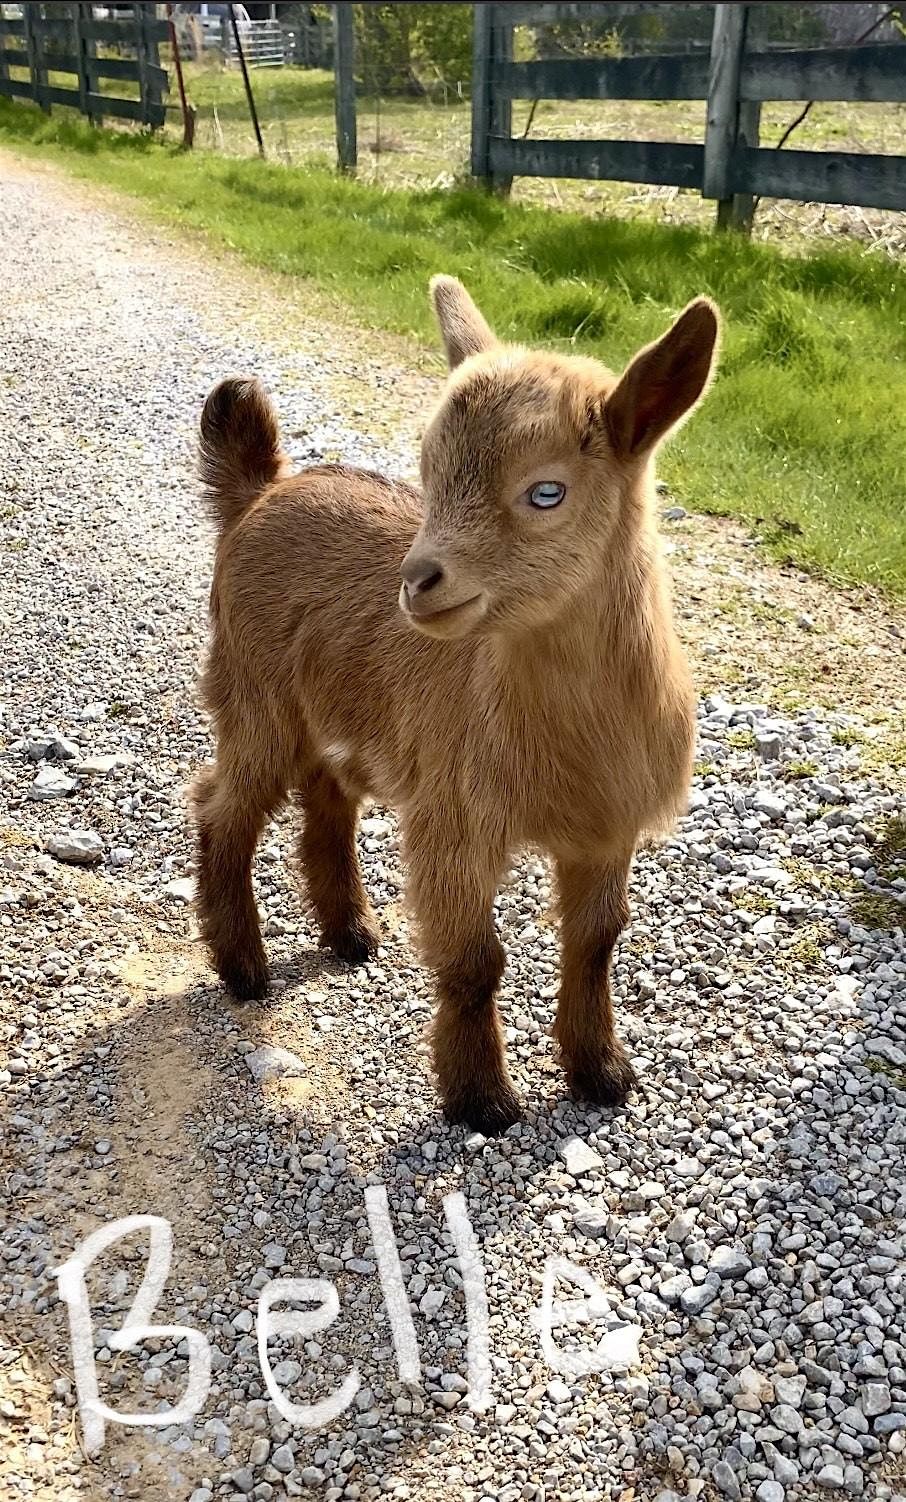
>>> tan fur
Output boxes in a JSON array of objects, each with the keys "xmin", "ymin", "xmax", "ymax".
[{"xmin": 192, "ymin": 276, "xmax": 719, "ymax": 1134}]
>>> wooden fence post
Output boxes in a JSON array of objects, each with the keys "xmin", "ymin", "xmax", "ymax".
[
  {"xmin": 471, "ymin": 1, "xmax": 493, "ymax": 183},
  {"xmin": 133, "ymin": 1, "xmax": 163, "ymax": 129},
  {"xmin": 333, "ymin": 1, "xmax": 356, "ymax": 171},
  {"xmin": 0, "ymin": 5, "xmax": 8, "ymax": 92},
  {"xmin": 73, "ymin": 2, "xmax": 101, "ymax": 125},
  {"xmin": 144, "ymin": 5, "xmax": 164, "ymax": 129},
  {"xmin": 722, "ymin": 97, "xmax": 761, "ymax": 233},
  {"xmin": 23, "ymin": 3, "xmax": 50, "ymax": 113},
  {"xmin": 133, "ymin": 2, "xmax": 150, "ymax": 125},
  {"xmin": 704, "ymin": 2, "xmax": 752, "ymax": 230},
  {"xmin": 490, "ymin": 6, "xmax": 513, "ymax": 194},
  {"xmin": 472, "ymin": 3, "xmax": 513, "ymax": 192}
]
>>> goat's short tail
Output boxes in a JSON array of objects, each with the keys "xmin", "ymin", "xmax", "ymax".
[{"xmin": 199, "ymin": 377, "xmax": 287, "ymax": 533}]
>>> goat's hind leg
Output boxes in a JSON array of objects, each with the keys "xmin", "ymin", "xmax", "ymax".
[
  {"xmin": 554, "ymin": 851, "xmax": 638, "ymax": 1107},
  {"xmin": 298, "ymin": 765, "xmax": 379, "ymax": 964},
  {"xmin": 193, "ymin": 758, "xmax": 283, "ymax": 1001}
]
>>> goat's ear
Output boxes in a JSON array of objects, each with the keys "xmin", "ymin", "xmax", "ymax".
[
  {"xmin": 605, "ymin": 298, "xmax": 719, "ymax": 458},
  {"xmin": 430, "ymin": 274, "xmax": 497, "ymax": 369}
]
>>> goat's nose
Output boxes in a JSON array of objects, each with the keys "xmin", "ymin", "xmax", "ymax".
[{"xmin": 400, "ymin": 556, "xmax": 445, "ymax": 597}]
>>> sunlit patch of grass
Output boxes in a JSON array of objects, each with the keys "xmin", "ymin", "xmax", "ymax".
[{"xmin": 783, "ymin": 760, "xmax": 819, "ymax": 779}]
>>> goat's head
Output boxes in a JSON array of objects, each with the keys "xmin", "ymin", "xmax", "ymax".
[{"xmin": 399, "ymin": 275, "xmax": 719, "ymax": 640}]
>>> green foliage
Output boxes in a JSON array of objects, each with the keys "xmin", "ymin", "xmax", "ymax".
[
  {"xmin": 415, "ymin": 3, "xmax": 473, "ymax": 88},
  {"xmin": 352, "ymin": 3, "xmax": 472, "ymax": 96},
  {"xmin": 2, "ymin": 97, "xmax": 906, "ymax": 593}
]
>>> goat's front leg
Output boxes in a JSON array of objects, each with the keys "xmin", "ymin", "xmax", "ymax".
[
  {"xmin": 554, "ymin": 852, "xmax": 638, "ymax": 1107},
  {"xmin": 405, "ymin": 816, "xmax": 519, "ymax": 1135}
]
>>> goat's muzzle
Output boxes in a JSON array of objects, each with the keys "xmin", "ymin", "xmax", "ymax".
[{"xmin": 399, "ymin": 544, "xmax": 487, "ymax": 638}]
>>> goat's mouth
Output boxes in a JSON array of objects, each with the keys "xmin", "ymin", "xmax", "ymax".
[{"xmin": 399, "ymin": 589, "xmax": 488, "ymax": 639}]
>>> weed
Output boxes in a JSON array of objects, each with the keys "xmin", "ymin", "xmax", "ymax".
[
  {"xmin": 783, "ymin": 760, "xmax": 819, "ymax": 779},
  {"xmin": 864, "ymin": 1057, "xmax": 906, "ymax": 1091},
  {"xmin": 851, "ymin": 891, "xmax": 905, "ymax": 931}
]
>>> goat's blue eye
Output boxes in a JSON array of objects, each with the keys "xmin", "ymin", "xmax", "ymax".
[{"xmin": 528, "ymin": 481, "xmax": 566, "ymax": 509}]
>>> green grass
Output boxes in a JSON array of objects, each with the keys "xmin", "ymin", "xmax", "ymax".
[
  {"xmin": 783, "ymin": 760, "xmax": 819, "ymax": 780},
  {"xmin": 3, "ymin": 96, "xmax": 906, "ymax": 593}
]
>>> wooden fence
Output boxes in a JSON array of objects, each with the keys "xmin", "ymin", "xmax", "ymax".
[
  {"xmin": 0, "ymin": 2, "xmax": 168, "ymax": 129},
  {"xmin": 471, "ymin": 1, "xmax": 906, "ymax": 227}
]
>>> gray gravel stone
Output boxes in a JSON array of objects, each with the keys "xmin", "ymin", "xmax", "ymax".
[
  {"xmin": 713, "ymin": 1459, "xmax": 742, "ymax": 1498},
  {"xmin": 46, "ymin": 829, "xmax": 104, "ymax": 865},
  {"xmin": 757, "ymin": 1483, "xmax": 785, "ymax": 1502},
  {"xmin": 243, "ymin": 1044, "xmax": 306, "ymax": 1082},
  {"xmin": 29, "ymin": 765, "xmax": 76, "ymax": 799},
  {"xmin": 862, "ymin": 1383, "xmax": 891, "ymax": 1417},
  {"xmin": 709, "ymin": 1244, "xmax": 752, "ymax": 1279},
  {"xmin": 560, "ymin": 1136, "xmax": 603, "ymax": 1174}
]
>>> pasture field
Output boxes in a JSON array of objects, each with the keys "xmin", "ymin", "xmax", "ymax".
[{"xmin": 1, "ymin": 84, "xmax": 905, "ymax": 594}]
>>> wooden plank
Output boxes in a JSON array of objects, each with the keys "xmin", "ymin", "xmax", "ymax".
[
  {"xmin": 0, "ymin": 48, "xmax": 30, "ymax": 69},
  {"xmin": 86, "ymin": 91, "xmax": 164, "ymax": 127},
  {"xmin": 82, "ymin": 17, "xmax": 168, "ymax": 44},
  {"xmin": 740, "ymin": 44, "xmax": 906, "ymax": 104},
  {"xmin": 471, "ymin": 1, "xmax": 493, "ymax": 180},
  {"xmin": 704, "ymin": 3, "xmax": 749, "ymax": 203},
  {"xmin": 333, "ymin": 1, "xmax": 356, "ymax": 170},
  {"xmin": 732, "ymin": 145, "xmax": 906, "ymax": 213},
  {"xmin": 491, "ymin": 37, "xmax": 906, "ymax": 109},
  {"xmin": 493, "ymin": 54, "xmax": 711, "ymax": 101},
  {"xmin": 44, "ymin": 84, "xmax": 82, "ymax": 109},
  {"xmin": 0, "ymin": 18, "xmax": 26, "ymax": 38},
  {"xmin": 21, "ymin": 49, "xmax": 161, "ymax": 90},
  {"xmin": 90, "ymin": 56, "xmax": 166, "ymax": 89},
  {"xmin": 29, "ymin": 52, "xmax": 79, "ymax": 76},
  {"xmin": 0, "ymin": 76, "xmax": 35, "ymax": 100},
  {"xmin": 15, "ymin": 16, "xmax": 75, "ymax": 41},
  {"xmin": 488, "ymin": 135, "xmax": 704, "ymax": 189}
]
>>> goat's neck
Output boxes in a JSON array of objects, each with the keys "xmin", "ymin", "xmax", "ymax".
[{"xmin": 489, "ymin": 518, "xmax": 669, "ymax": 707}]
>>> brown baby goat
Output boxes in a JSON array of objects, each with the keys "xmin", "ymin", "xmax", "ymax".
[{"xmin": 193, "ymin": 276, "xmax": 718, "ymax": 1134}]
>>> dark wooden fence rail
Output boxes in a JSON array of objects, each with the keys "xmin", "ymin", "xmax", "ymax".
[
  {"xmin": 473, "ymin": 0, "xmax": 906, "ymax": 228},
  {"xmin": 0, "ymin": 3, "xmax": 168, "ymax": 129}
]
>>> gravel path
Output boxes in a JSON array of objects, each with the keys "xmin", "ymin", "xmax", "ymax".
[{"xmin": 1, "ymin": 160, "xmax": 904, "ymax": 1502}]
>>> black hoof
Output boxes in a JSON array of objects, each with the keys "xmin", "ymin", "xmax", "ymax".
[
  {"xmin": 323, "ymin": 921, "xmax": 379, "ymax": 966},
  {"xmin": 443, "ymin": 1084, "xmax": 523, "ymax": 1137},
  {"xmin": 568, "ymin": 1049, "xmax": 638, "ymax": 1108},
  {"xmin": 220, "ymin": 957, "xmax": 269, "ymax": 1002}
]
